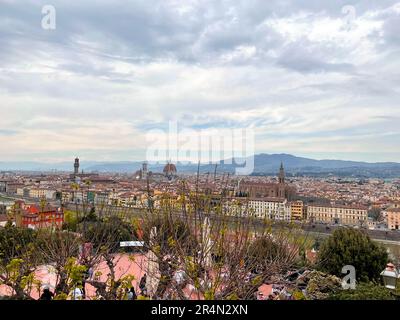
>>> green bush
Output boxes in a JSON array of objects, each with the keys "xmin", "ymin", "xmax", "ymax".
[
  {"xmin": 329, "ymin": 282, "xmax": 395, "ymax": 300},
  {"xmin": 317, "ymin": 228, "xmax": 388, "ymax": 282}
]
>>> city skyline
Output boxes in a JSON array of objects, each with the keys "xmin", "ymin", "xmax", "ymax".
[
  {"xmin": 2, "ymin": 0, "xmax": 400, "ymax": 306},
  {"xmin": 2, "ymin": 153, "xmax": 400, "ymax": 179},
  {"xmin": 1, "ymin": 1, "xmax": 400, "ymax": 163}
]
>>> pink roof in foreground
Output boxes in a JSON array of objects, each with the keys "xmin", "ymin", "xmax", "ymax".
[
  {"xmin": 0, "ymin": 254, "xmax": 147, "ymax": 299},
  {"xmin": 0, "ymin": 253, "xmax": 273, "ymax": 300}
]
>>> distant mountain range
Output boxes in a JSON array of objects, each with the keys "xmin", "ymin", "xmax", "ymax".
[
  {"xmin": 174, "ymin": 153, "xmax": 400, "ymax": 178},
  {"xmin": 1, "ymin": 153, "xmax": 400, "ymax": 178}
]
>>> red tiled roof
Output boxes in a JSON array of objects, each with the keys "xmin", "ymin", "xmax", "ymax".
[{"xmin": 26, "ymin": 205, "xmax": 39, "ymax": 214}]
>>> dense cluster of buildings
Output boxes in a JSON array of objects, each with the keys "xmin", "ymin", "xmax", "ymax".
[
  {"xmin": 1, "ymin": 158, "xmax": 400, "ymax": 230},
  {"xmin": 222, "ymin": 164, "xmax": 371, "ymax": 226}
]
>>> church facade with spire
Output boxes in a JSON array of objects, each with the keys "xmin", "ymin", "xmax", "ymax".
[{"xmin": 237, "ymin": 162, "xmax": 291, "ymax": 199}]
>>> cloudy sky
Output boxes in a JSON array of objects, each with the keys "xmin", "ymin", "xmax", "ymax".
[{"xmin": 0, "ymin": 0, "xmax": 399, "ymax": 163}]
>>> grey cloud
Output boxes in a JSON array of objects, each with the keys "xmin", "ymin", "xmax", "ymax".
[
  {"xmin": 382, "ymin": 14, "xmax": 400, "ymax": 46},
  {"xmin": 275, "ymin": 37, "xmax": 356, "ymax": 74},
  {"xmin": 0, "ymin": 1, "xmax": 361, "ymax": 66},
  {"xmin": 277, "ymin": 51, "xmax": 355, "ymax": 74},
  {"xmin": 1, "ymin": 1, "xmax": 400, "ymax": 161},
  {"xmin": 1, "ymin": 0, "xmax": 396, "ymax": 72}
]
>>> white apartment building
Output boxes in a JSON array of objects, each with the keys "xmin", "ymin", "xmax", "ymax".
[{"xmin": 225, "ymin": 197, "xmax": 291, "ymax": 221}]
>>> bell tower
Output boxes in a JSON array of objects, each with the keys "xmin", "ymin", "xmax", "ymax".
[
  {"xmin": 278, "ymin": 162, "xmax": 286, "ymax": 198},
  {"xmin": 74, "ymin": 157, "xmax": 80, "ymax": 175},
  {"xmin": 279, "ymin": 162, "xmax": 285, "ymax": 184}
]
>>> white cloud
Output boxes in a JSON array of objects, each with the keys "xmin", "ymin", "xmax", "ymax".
[{"xmin": 0, "ymin": 0, "xmax": 399, "ymax": 162}]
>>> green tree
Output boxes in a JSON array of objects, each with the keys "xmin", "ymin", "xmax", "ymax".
[
  {"xmin": 317, "ymin": 228, "xmax": 388, "ymax": 282},
  {"xmin": 62, "ymin": 210, "xmax": 78, "ymax": 231},
  {"xmin": 368, "ymin": 207, "xmax": 382, "ymax": 221},
  {"xmin": 0, "ymin": 226, "xmax": 39, "ymax": 299},
  {"xmin": 329, "ymin": 282, "xmax": 395, "ymax": 300}
]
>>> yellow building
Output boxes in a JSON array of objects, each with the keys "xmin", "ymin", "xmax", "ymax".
[
  {"xmin": 29, "ymin": 188, "xmax": 46, "ymax": 199},
  {"xmin": 307, "ymin": 204, "xmax": 367, "ymax": 226},
  {"xmin": 61, "ymin": 190, "xmax": 73, "ymax": 203},
  {"xmin": 387, "ymin": 208, "xmax": 400, "ymax": 230},
  {"xmin": 290, "ymin": 200, "xmax": 304, "ymax": 220}
]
